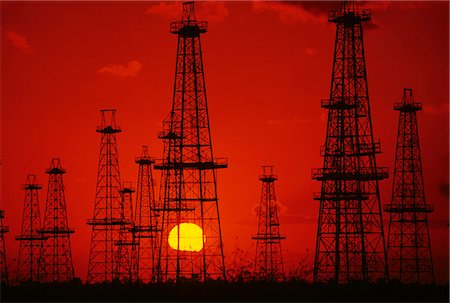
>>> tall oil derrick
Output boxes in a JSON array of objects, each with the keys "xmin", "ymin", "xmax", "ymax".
[
  {"xmin": 154, "ymin": 1, "xmax": 227, "ymax": 282},
  {"xmin": 132, "ymin": 146, "xmax": 158, "ymax": 283},
  {"xmin": 384, "ymin": 89, "xmax": 434, "ymax": 284},
  {"xmin": 252, "ymin": 166, "xmax": 285, "ymax": 281},
  {"xmin": 114, "ymin": 182, "xmax": 135, "ymax": 282},
  {"xmin": 87, "ymin": 109, "xmax": 125, "ymax": 283},
  {"xmin": 0, "ymin": 210, "xmax": 9, "ymax": 284},
  {"xmin": 38, "ymin": 158, "xmax": 75, "ymax": 283},
  {"xmin": 311, "ymin": 1, "xmax": 388, "ymax": 284},
  {"xmin": 16, "ymin": 175, "xmax": 46, "ymax": 283}
]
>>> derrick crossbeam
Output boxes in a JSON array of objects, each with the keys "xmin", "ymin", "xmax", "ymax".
[
  {"xmin": 87, "ymin": 219, "xmax": 129, "ymax": 225},
  {"xmin": 154, "ymin": 158, "xmax": 228, "ymax": 170},
  {"xmin": 313, "ymin": 192, "xmax": 369, "ymax": 201},
  {"xmin": 311, "ymin": 167, "xmax": 389, "ymax": 180},
  {"xmin": 384, "ymin": 204, "xmax": 434, "ymax": 213}
]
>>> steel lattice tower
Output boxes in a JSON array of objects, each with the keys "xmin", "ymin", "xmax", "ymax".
[
  {"xmin": 16, "ymin": 175, "xmax": 46, "ymax": 283},
  {"xmin": 0, "ymin": 209, "xmax": 9, "ymax": 284},
  {"xmin": 39, "ymin": 158, "xmax": 75, "ymax": 283},
  {"xmin": 311, "ymin": 1, "xmax": 388, "ymax": 283},
  {"xmin": 384, "ymin": 89, "xmax": 434, "ymax": 284},
  {"xmin": 87, "ymin": 109, "xmax": 125, "ymax": 283},
  {"xmin": 252, "ymin": 166, "xmax": 285, "ymax": 281},
  {"xmin": 154, "ymin": 1, "xmax": 227, "ymax": 282},
  {"xmin": 114, "ymin": 182, "xmax": 135, "ymax": 282},
  {"xmin": 132, "ymin": 146, "xmax": 158, "ymax": 283}
]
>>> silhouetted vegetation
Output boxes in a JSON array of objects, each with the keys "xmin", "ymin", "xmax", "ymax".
[{"xmin": 1, "ymin": 279, "xmax": 448, "ymax": 302}]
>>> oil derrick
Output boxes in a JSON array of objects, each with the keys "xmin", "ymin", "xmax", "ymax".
[
  {"xmin": 16, "ymin": 175, "xmax": 46, "ymax": 283},
  {"xmin": 311, "ymin": 1, "xmax": 388, "ymax": 283},
  {"xmin": 39, "ymin": 158, "xmax": 75, "ymax": 283},
  {"xmin": 252, "ymin": 166, "xmax": 285, "ymax": 281},
  {"xmin": 114, "ymin": 182, "xmax": 135, "ymax": 282},
  {"xmin": 384, "ymin": 89, "xmax": 434, "ymax": 284},
  {"xmin": 132, "ymin": 146, "xmax": 158, "ymax": 283},
  {"xmin": 0, "ymin": 210, "xmax": 9, "ymax": 284},
  {"xmin": 154, "ymin": 1, "xmax": 227, "ymax": 282},
  {"xmin": 87, "ymin": 109, "xmax": 125, "ymax": 283}
]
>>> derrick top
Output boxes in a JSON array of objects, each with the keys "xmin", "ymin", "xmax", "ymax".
[
  {"xmin": 170, "ymin": 2, "xmax": 207, "ymax": 36},
  {"xmin": 394, "ymin": 88, "xmax": 422, "ymax": 112},
  {"xmin": 259, "ymin": 165, "xmax": 278, "ymax": 182},
  {"xmin": 97, "ymin": 109, "xmax": 122, "ymax": 133},
  {"xmin": 22, "ymin": 174, "xmax": 42, "ymax": 190},
  {"xmin": 120, "ymin": 182, "xmax": 135, "ymax": 194},
  {"xmin": 328, "ymin": 0, "xmax": 371, "ymax": 24},
  {"xmin": 135, "ymin": 145, "xmax": 155, "ymax": 165},
  {"xmin": 46, "ymin": 158, "xmax": 66, "ymax": 175}
]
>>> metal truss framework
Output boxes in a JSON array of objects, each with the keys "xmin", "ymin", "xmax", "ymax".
[
  {"xmin": 0, "ymin": 209, "xmax": 9, "ymax": 284},
  {"xmin": 155, "ymin": 1, "xmax": 227, "ymax": 283},
  {"xmin": 132, "ymin": 146, "xmax": 158, "ymax": 283},
  {"xmin": 16, "ymin": 175, "xmax": 46, "ymax": 283},
  {"xmin": 252, "ymin": 166, "xmax": 285, "ymax": 281},
  {"xmin": 87, "ymin": 109, "xmax": 125, "ymax": 283},
  {"xmin": 39, "ymin": 158, "xmax": 75, "ymax": 283},
  {"xmin": 312, "ymin": 1, "xmax": 388, "ymax": 284},
  {"xmin": 114, "ymin": 183, "xmax": 135, "ymax": 282},
  {"xmin": 385, "ymin": 89, "xmax": 434, "ymax": 284}
]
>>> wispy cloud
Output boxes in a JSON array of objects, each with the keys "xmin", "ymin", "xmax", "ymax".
[
  {"xmin": 97, "ymin": 60, "xmax": 143, "ymax": 78},
  {"xmin": 438, "ymin": 182, "xmax": 449, "ymax": 198},
  {"xmin": 252, "ymin": 1, "xmax": 327, "ymax": 25},
  {"xmin": 146, "ymin": 1, "xmax": 229, "ymax": 22},
  {"xmin": 2, "ymin": 27, "xmax": 34, "ymax": 55},
  {"xmin": 423, "ymin": 103, "xmax": 449, "ymax": 115},
  {"xmin": 251, "ymin": 200, "xmax": 288, "ymax": 217},
  {"xmin": 304, "ymin": 47, "xmax": 316, "ymax": 56},
  {"xmin": 251, "ymin": 1, "xmax": 430, "ymax": 27}
]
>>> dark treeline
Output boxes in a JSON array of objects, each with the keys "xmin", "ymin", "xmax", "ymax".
[{"xmin": 1, "ymin": 280, "xmax": 449, "ymax": 302}]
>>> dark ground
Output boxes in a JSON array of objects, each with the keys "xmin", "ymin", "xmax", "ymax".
[{"xmin": 1, "ymin": 280, "xmax": 449, "ymax": 302}]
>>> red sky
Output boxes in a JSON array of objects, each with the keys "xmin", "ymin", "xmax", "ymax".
[{"xmin": 1, "ymin": 1, "xmax": 449, "ymax": 284}]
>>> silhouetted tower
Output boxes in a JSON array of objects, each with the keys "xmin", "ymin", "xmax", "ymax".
[
  {"xmin": 87, "ymin": 109, "xmax": 125, "ymax": 283},
  {"xmin": 385, "ymin": 89, "xmax": 434, "ymax": 284},
  {"xmin": 154, "ymin": 1, "xmax": 227, "ymax": 282},
  {"xmin": 114, "ymin": 182, "xmax": 135, "ymax": 282},
  {"xmin": 39, "ymin": 158, "xmax": 75, "ymax": 283},
  {"xmin": 311, "ymin": 1, "xmax": 388, "ymax": 283},
  {"xmin": 16, "ymin": 175, "xmax": 46, "ymax": 283},
  {"xmin": 132, "ymin": 146, "xmax": 158, "ymax": 283},
  {"xmin": 0, "ymin": 210, "xmax": 9, "ymax": 284},
  {"xmin": 252, "ymin": 166, "xmax": 285, "ymax": 281}
]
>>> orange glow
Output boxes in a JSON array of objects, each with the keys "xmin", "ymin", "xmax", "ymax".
[{"xmin": 1, "ymin": 1, "xmax": 448, "ymax": 284}]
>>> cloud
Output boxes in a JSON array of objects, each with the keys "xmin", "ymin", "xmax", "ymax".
[
  {"xmin": 251, "ymin": 1, "xmax": 426, "ymax": 26},
  {"xmin": 97, "ymin": 60, "xmax": 143, "ymax": 78},
  {"xmin": 146, "ymin": 1, "xmax": 229, "ymax": 22},
  {"xmin": 428, "ymin": 218, "xmax": 450, "ymax": 230},
  {"xmin": 252, "ymin": 1, "xmax": 329, "ymax": 25},
  {"xmin": 2, "ymin": 27, "xmax": 33, "ymax": 55},
  {"xmin": 423, "ymin": 103, "xmax": 449, "ymax": 115},
  {"xmin": 304, "ymin": 47, "xmax": 316, "ymax": 56},
  {"xmin": 438, "ymin": 182, "xmax": 449, "ymax": 197},
  {"xmin": 251, "ymin": 200, "xmax": 288, "ymax": 217}
]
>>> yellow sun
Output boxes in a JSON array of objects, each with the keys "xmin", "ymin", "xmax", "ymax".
[{"xmin": 168, "ymin": 223, "xmax": 205, "ymax": 252}]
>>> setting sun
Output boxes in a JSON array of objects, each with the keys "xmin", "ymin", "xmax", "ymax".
[{"xmin": 168, "ymin": 223, "xmax": 205, "ymax": 252}]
